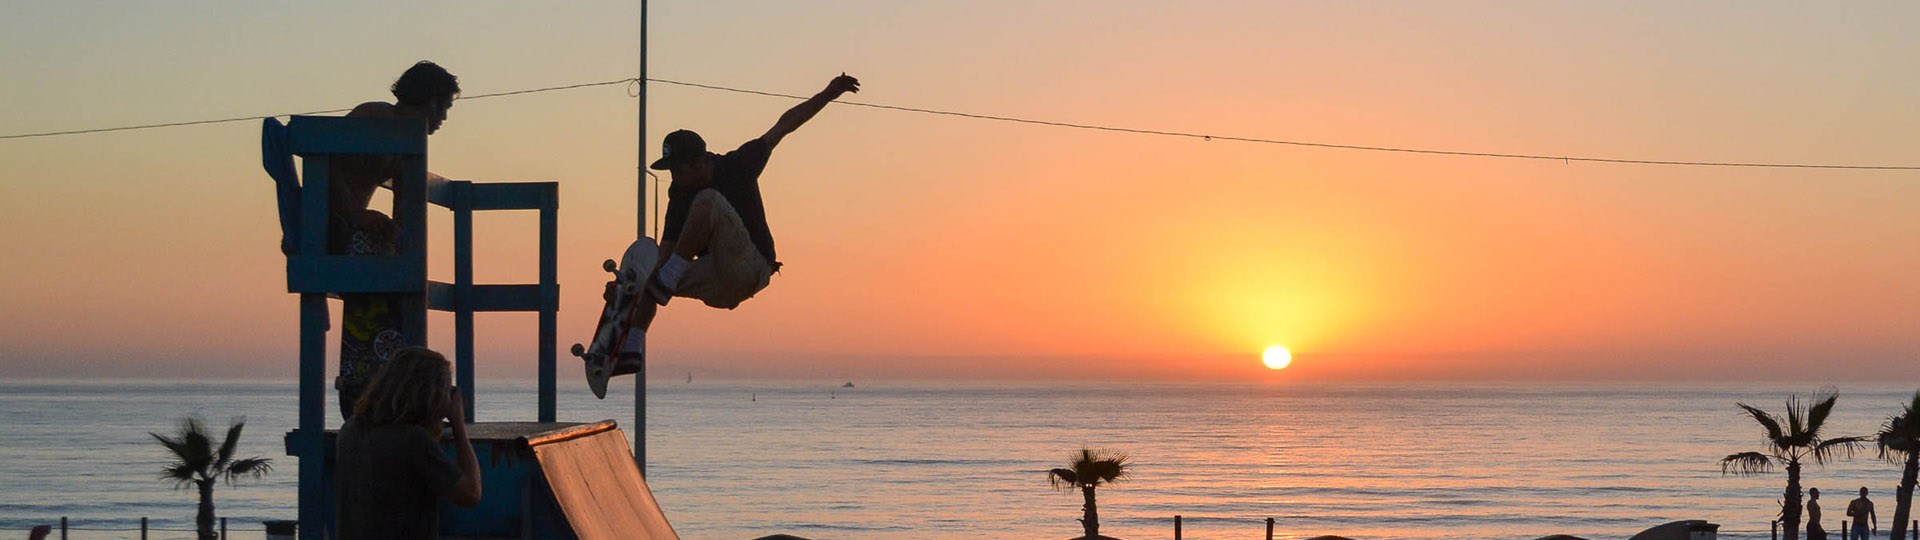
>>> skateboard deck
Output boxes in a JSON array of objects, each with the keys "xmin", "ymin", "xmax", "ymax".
[{"xmin": 573, "ymin": 238, "xmax": 658, "ymax": 399}]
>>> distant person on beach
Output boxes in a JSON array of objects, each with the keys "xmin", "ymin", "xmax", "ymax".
[
  {"xmin": 602, "ymin": 73, "xmax": 860, "ymax": 373},
  {"xmin": 331, "ymin": 61, "xmax": 461, "ymax": 417},
  {"xmin": 1810, "ymin": 488, "xmax": 1828, "ymax": 540},
  {"xmin": 337, "ymin": 347, "xmax": 481, "ymax": 540},
  {"xmin": 1848, "ymin": 487, "xmax": 1877, "ymax": 540}
]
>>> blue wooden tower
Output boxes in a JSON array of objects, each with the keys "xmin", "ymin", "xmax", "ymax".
[{"xmin": 264, "ymin": 115, "xmax": 588, "ymax": 540}]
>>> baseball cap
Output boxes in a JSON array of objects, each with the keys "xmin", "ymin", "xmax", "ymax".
[{"xmin": 649, "ymin": 129, "xmax": 706, "ymax": 170}]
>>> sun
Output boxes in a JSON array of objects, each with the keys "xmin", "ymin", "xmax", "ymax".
[{"xmin": 1261, "ymin": 346, "xmax": 1292, "ymax": 370}]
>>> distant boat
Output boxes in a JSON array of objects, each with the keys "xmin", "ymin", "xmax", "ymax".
[
  {"xmin": 841, "ymin": 382, "xmax": 855, "ymax": 388},
  {"xmin": 686, "ymin": 372, "xmax": 692, "ymax": 384}
]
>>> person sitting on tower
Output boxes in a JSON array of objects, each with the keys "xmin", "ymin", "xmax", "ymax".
[
  {"xmin": 331, "ymin": 61, "xmax": 461, "ymax": 417},
  {"xmin": 592, "ymin": 73, "xmax": 860, "ymax": 395}
]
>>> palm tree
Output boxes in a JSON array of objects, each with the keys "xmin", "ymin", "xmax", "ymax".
[
  {"xmin": 1047, "ymin": 448, "xmax": 1132, "ymax": 539},
  {"xmin": 1721, "ymin": 389, "xmax": 1867, "ymax": 540},
  {"xmin": 1877, "ymin": 391, "xmax": 1920, "ymax": 540},
  {"xmin": 152, "ymin": 417, "xmax": 274, "ymax": 540}
]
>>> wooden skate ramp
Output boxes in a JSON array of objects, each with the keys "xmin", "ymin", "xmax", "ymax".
[{"xmin": 528, "ymin": 422, "xmax": 680, "ymax": 540}]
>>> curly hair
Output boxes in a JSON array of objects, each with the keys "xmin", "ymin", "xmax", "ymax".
[
  {"xmin": 391, "ymin": 61, "xmax": 460, "ymax": 107},
  {"xmin": 352, "ymin": 347, "xmax": 451, "ymax": 427}
]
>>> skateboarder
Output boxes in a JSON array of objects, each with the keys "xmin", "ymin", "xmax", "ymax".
[
  {"xmin": 331, "ymin": 61, "xmax": 461, "ymax": 417},
  {"xmin": 583, "ymin": 73, "xmax": 859, "ymax": 394},
  {"xmin": 336, "ymin": 347, "xmax": 482, "ymax": 540}
]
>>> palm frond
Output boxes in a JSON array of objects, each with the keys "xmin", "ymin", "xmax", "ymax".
[
  {"xmin": 1721, "ymin": 451, "xmax": 1773, "ymax": 475},
  {"xmin": 215, "ymin": 418, "xmax": 246, "ymax": 472},
  {"xmin": 1047, "ymin": 468, "xmax": 1078, "ymax": 490},
  {"xmin": 1739, "ymin": 403, "xmax": 1786, "ymax": 446},
  {"xmin": 223, "ymin": 457, "xmax": 274, "ymax": 485},
  {"xmin": 1803, "ymin": 388, "xmax": 1840, "ymax": 441},
  {"xmin": 1877, "ymin": 391, "xmax": 1920, "ymax": 463},
  {"xmin": 1086, "ymin": 453, "xmax": 1132, "ymax": 484},
  {"xmin": 156, "ymin": 417, "xmax": 216, "ymax": 480},
  {"xmin": 158, "ymin": 464, "xmax": 198, "ymax": 489},
  {"xmin": 1806, "ymin": 435, "xmax": 1866, "ymax": 465}
]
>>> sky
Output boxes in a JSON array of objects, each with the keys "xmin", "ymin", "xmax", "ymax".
[{"xmin": 2, "ymin": 1, "xmax": 1917, "ymax": 382}]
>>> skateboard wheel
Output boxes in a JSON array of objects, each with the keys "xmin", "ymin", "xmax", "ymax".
[
  {"xmin": 570, "ymin": 343, "xmax": 586, "ymax": 356},
  {"xmin": 602, "ymin": 259, "xmax": 618, "ymax": 273}
]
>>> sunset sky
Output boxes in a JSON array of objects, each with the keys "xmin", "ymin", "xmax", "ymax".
[{"xmin": 3, "ymin": 1, "xmax": 1917, "ymax": 381}]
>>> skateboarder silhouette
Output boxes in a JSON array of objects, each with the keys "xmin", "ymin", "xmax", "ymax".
[{"xmin": 577, "ymin": 73, "xmax": 860, "ymax": 398}]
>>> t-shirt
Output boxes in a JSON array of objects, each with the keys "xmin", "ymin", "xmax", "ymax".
[
  {"xmin": 335, "ymin": 419, "xmax": 463, "ymax": 540},
  {"xmin": 662, "ymin": 138, "xmax": 777, "ymax": 263}
]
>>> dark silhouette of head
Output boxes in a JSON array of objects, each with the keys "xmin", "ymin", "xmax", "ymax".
[
  {"xmin": 1811, "ymin": 488, "xmax": 1820, "ymax": 499},
  {"xmin": 391, "ymin": 61, "xmax": 460, "ymax": 134},
  {"xmin": 650, "ymin": 129, "xmax": 715, "ymax": 187},
  {"xmin": 352, "ymin": 347, "xmax": 452, "ymax": 428},
  {"xmin": 1860, "ymin": 487, "xmax": 1870, "ymax": 497}
]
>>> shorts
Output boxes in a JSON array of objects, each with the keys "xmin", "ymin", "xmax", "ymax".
[{"xmin": 671, "ymin": 190, "xmax": 773, "ymax": 309}]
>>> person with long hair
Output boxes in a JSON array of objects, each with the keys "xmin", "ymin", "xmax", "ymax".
[{"xmin": 336, "ymin": 347, "xmax": 480, "ymax": 540}]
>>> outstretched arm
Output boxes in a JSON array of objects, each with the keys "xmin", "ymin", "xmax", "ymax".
[{"xmin": 760, "ymin": 73, "xmax": 860, "ymax": 150}]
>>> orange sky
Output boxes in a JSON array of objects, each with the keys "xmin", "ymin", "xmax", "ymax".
[{"xmin": 2, "ymin": 2, "xmax": 1918, "ymax": 381}]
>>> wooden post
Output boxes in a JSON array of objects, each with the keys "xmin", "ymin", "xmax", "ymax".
[
  {"xmin": 1844, "ymin": 521, "xmax": 1850, "ymax": 538},
  {"xmin": 1174, "ymin": 515, "xmax": 1182, "ymax": 540},
  {"xmin": 221, "ymin": 517, "xmax": 227, "ymax": 540},
  {"xmin": 1268, "ymin": 517, "xmax": 1276, "ymax": 540},
  {"xmin": 1773, "ymin": 520, "xmax": 1779, "ymax": 540},
  {"xmin": 1910, "ymin": 520, "xmax": 1916, "ymax": 540},
  {"xmin": 537, "ymin": 184, "xmax": 558, "ymax": 423},
  {"xmin": 140, "ymin": 517, "xmax": 147, "ymax": 540},
  {"xmin": 59, "ymin": 517, "xmax": 66, "ymax": 540},
  {"xmin": 453, "ymin": 180, "xmax": 475, "ymax": 421}
]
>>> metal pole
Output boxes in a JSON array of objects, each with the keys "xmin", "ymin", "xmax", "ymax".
[
  {"xmin": 221, "ymin": 517, "xmax": 227, "ymax": 540},
  {"xmin": 1268, "ymin": 517, "xmax": 1276, "ymax": 540},
  {"xmin": 59, "ymin": 517, "xmax": 66, "ymax": 540},
  {"xmin": 634, "ymin": 0, "xmax": 649, "ymax": 476},
  {"xmin": 140, "ymin": 517, "xmax": 147, "ymax": 540},
  {"xmin": 1773, "ymin": 520, "xmax": 1779, "ymax": 540},
  {"xmin": 1174, "ymin": 515, "xmax": 1182, "ymax": 540}
]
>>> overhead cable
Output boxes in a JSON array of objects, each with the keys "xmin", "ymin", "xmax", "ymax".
[{"xmin": 5, "ymin": 75, "xmax": 1917, "ymax": 171}]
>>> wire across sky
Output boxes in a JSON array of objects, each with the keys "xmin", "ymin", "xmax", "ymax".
[{"xmin": 4, "ymin": 76, "xmax": 1917, "ymax": 171}]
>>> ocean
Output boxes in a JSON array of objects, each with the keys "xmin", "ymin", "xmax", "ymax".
[{"xmin": 2, "ymin": 379, "xmax": 1916, "ymax": 540}]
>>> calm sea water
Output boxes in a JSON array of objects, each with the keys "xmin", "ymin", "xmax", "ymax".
[{"xmin": 2, "ymin": 380, "xmax": 1916, "ymax": 540}]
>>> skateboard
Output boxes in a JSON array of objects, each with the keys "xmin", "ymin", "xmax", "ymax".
[{"xmin": 572, "ymin": 238, "xmax": 658, "ymax": 399}]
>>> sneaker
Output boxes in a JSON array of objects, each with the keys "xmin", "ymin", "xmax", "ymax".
[{"xmin": 613, "ymin": 329, "xmax": 645, "ymax": 375}]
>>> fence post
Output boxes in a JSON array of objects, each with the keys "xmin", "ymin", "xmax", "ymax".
[
  {"xmin": 141, "ymin": 517, "xmax": 148, "ymax": 540},
  {"xmin": 1844, "ymin": 520, "xmax": 1850, "ymax": 538},
  {"xmin": 60, "ymin": 517, "xmax": 67, "ymax": 540},
  {"xmin": 1910, "ymin": 520, "xmax": 1916, "ymax": 540},
  {"xmin": 1268, "ymin": 517, "xmax": 1276, "ymax": 540},
  {"xmin": 1174, "ymin": 515, "xmax": 1182, "ymax": 540},
  {"xmin": 1772, "ymin": 520, "xmax": 1778, "ymax": 540},
  {"xmin": 222, "ymin": 517, "xmax": 228, "ymax": 540}
]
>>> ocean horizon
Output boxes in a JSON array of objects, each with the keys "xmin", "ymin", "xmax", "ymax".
[{"xmin": 4, "ymin": 379, "xmax": 1917, "ymax": 540}]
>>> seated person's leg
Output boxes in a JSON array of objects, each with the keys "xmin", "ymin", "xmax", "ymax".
[{"xmin": 336, "ymin": 209, "xmax": 401, "ymax": 419}]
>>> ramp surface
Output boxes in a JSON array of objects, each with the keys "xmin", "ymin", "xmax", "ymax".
[{"xmin": 529, "ymin": 423, "xmax": 680, "ymax": 540}]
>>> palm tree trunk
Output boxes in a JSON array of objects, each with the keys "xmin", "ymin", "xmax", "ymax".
[
  {"xmin": 1785, "ymin": 461, "xmax": 1804, "ymax": 540},
  {"xmin": 1081, "ymin": 485, "xmax": 1099, "ymax": 537},
  {"xmin": 1891, "ymin": 453, "xmax": 1917, "ymax": 540},
  {"xmin": 197, "ymin": 480, "xmax": 216, "ymax": 540}
]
